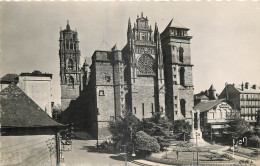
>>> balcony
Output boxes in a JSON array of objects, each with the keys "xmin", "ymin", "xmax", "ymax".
[{"xmin": 134, "ymin": 40, "xmax": 156, "ymax": 46}]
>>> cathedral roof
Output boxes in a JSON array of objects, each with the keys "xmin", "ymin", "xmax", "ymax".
[{"xmin": 0, "ymin": 83, "xmax": 63, "ymax": 128}]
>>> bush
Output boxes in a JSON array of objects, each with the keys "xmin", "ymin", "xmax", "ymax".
[{"xmin": 135, "ymin": 131, "xmax": 160, "ymax": 157}]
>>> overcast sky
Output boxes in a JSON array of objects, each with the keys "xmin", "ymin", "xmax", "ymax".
[{"xmin": 1, "ymin": 2, "xmax": 260, "ymax": 105}]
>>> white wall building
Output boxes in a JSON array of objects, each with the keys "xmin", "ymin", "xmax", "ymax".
[{"xmin": 18, "ymin": 71, "xmax": 53, "ymax": 117}]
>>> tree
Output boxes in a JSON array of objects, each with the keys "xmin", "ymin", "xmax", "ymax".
[
  {"xmin": 109, "ymin": 110, "xmax": 142, "ymax": 152},
  {"xmin": 225, "ymin": 118, "xmax": 252, "ymax": 141},
  {"xmin": 141, "ymin": 112, "xmax": 172, "ymax": 151},
  {"xmin": 171, "ymin": 120, "xmax": 191, "ymax": 141},
  {"xmin": 135, "ymin": 131, "xmax": 160, "ymax": 157}
]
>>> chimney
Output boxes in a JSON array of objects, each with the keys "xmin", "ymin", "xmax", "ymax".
[
  {"xmin": 252, "ymin": 84, "xmax": 256, "ymax": 89},
  {"xmin": 245, "ymin": 82, "xmax": 249, "ymax": 89},
  {"xmin": 241, "ymin": 82, "xmax": 244, "ymax": 91}
]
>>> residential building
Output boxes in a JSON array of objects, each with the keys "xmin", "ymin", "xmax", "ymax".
[
  {"xmin": 18, "ymin": 70, "xmax": 53, "ymax": 117},
  {"xmin": 219, "ymin": 82, "xmax": 260, "ymax": 125},
  {"xmin": 194, "ymin": 98, "xmax": 239, "ymax": 130},
  {"xmin": 194, "ymin": 84, "xmax": 217, "ymax": 105}
]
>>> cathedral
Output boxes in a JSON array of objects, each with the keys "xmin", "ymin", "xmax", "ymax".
[{"xmin": 59, "ymin": 13, "xmax": 194, "ymax": 139}]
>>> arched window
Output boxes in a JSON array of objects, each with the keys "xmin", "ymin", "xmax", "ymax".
[
  {"xmin": 68, "ymin": 76, "xmax": 74, "ymax": 89},
  {"xmin": 180, "ymin": 99, "xmax": 186, "ymax": 117},
  {"xmin": 179, "ymin": 67, "xmax": 185, "ymax": 86},
  {"xmin": 68, "ymin": 58, "xmax": 74, "ymax": 70},
  {"xmin": 179, "ymin": 47, "xmax": 184, "ymax": 63}
]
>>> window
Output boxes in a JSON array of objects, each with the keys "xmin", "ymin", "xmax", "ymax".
[
  {"xmin": 99, "ymin": 90, "xmax": 105, "ymax": 96},
  {"xmin": 68, "ymin": 58, "xmax": 74, "ymax": 70},
  {"xmin": 134, "ymin": 107, "xmax": 137, "ymax": 114},
  {"xmin": 174, "ymin": 104, "xmax": 177, "ymax": 108},
  {"xmin": 180, "ymin": 99, "xmax": 186, "ymax": 117},
  {"xmin": 179, "ymin": 67, "xmax": 185, "ymax": 86},
  {"xmin": 68, "ymin": 76, "xmax": 74, "ymax": 89},
  {"xmin": 173, "ymin": 75, "xmax": 176, "ymax": 78},
  {"xmin": 105, "ymin": 76, "xmax": 111, "ymax": 83},
  {"xmin": 173, "ymin": 81, "xmax": 177, "ymax": 85},
  {"xmin": 179, "ymin": 47, "xmax": 184, "ymax": 63},
  {"xmin": 142, "ymin": 103, "xmax": 144, "ymax": 117},
  {"xmin": 173, "ymin": 67, "xmax": 176, "ymax": 71},
  {"xmin": 151, "ymin": 103, "xmax": 154, "ymax": 115},
  {"xmin": 174, "ymin": 96, "xmax": 177, "ymax": 100}
]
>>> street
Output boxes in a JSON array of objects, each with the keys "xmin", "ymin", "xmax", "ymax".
[{"xmin": 61, "ymin": 139, "xmax": 137, "ymax": 166}]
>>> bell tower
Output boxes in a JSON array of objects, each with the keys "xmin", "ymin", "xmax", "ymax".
[
  {"xmin": 59, "ymin": 20, "xmax": 82, "ymax": 111},
  {"xmin": 161, "ymin": 19, "xmax": 194, "ymax": 122}
]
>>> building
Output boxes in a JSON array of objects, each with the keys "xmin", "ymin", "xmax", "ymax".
[
  {"xmin": 18, "ymin": 70, "xmax": 53, "ymax": 117},
  {"xmin": 194, "ymin": 98, "xmax": 239, "ymax": 130},
  {"xmin": 59, "ymin": 20, "xmax": 84, "ymax": 112},
  {"xmin": 219, "ymin": 82, "xmax": 260, "ymax": 125},
  {"xmin": 0, "ymin": 73, "xmax": 19, "ymax": 91},
  {"xmin": 161, "ymin": 18, "xmax": 195, "ymax": 122},
  {"xmin": 194, "ymin": 84, "xmax": 217, "ymax": 105},
  {"xmin": 59, "ymin": 14, "xmax": 195, "ymax": 139},
  {"xmin": 0, "ymin": 83, "xmax": 63, "ymax": 166}
]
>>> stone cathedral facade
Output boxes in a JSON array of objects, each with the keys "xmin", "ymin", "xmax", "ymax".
[{"xmin": 59, "ymin": 14, "xmax": 194, "ymax": 139}]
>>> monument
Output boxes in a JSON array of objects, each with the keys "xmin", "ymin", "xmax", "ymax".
[{"xmin": 189, "ymin": 110, "xmax": 209, "ymax": 146}]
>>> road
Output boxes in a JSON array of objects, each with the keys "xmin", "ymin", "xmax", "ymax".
[{"xmin": 61, "ymin": 139, "xmax": 137, "ymax": 166}]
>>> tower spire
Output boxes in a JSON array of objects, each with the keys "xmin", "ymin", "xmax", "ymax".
[
  {"xmin": 66, "ymin": 19, "xmax": 70, "ymax": 30},
  {"xmin": 127, "ymin": 17, "xmax": 132, "ymax": 41}
]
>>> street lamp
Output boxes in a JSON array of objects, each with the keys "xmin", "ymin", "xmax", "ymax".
[
  {"xmin": 196, "ymin": 132, "xmax": 199, "ymax": 166},
  {"xmin": 123, "ymin": 142, "xmax": 135, "ymax": 166}
]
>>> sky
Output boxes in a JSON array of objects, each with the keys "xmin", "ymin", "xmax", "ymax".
[{"xmin": 1, "ymin": 2, "xmax": 260, "ymax": 105}]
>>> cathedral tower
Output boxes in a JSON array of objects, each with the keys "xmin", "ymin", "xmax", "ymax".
[
  {"xmin": 161, "ymin": 19, "xmax": 194, "ymax": 122},
  {"xmin": 123, "ymin": 13, "xmax": 165, "ymax": 119},
  {"xmin": 59, "ymin": 20, "xmax": 82, "ymax": 111}
]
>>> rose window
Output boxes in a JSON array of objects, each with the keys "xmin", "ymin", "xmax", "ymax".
[{"xmin": 137, "ymin": 54, "xmax": 155, "ymax": 76}]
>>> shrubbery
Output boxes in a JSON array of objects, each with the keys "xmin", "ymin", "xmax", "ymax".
[{"xmin": 135, "ymin": 131, "xmax": 160, "ymax": 157}]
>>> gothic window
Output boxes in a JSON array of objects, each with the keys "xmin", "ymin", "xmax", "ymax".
[
  {"xmin": 70, "ymin": 43, "xmax": 73, "ymax": 50},
  {"xmin": 68, "ymin": 58, "xmax": 74, "ymax": 70},
  {"xmin": 68, "ymin": 76, "xmax": 74, "ymax": 89},
  {"xmin": 179, "ymin": 47, "xmax": 184, "ymax": 63},
  {"xmin": 137, "ymin": 54, "xmax": 155, "ymax": 76},
  {"xmin": 180, "ymin": 99, "xmax": 186, "ymax": 117},
  {"xmin": 179, "ymin": 67, "xmax": 185, "ymax": 86}
]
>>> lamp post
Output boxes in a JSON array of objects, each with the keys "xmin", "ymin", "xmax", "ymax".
[
  {"xmin": 196, "ymin": 132, "xmax": 199, "ymax": 166},
  {"xmin": 124, "ymin": 142, "xmax": 135, "ymax": 166}
]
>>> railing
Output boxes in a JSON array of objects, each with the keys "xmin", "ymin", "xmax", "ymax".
[{"xmin": 134, "ymin": 40, "xmax": 155, "ymax": 46}]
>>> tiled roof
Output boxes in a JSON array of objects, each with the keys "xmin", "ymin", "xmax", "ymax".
[
  {"xmin": 233, "ymin": 84, "xmax": 260, "ymax": 94},
  {"xmin": 0, "ymin": 83, "xmax": 63, "ymax": 128},
  {"xmin": 0, "ymin": 74, "xmax": 19, "ymax": 83},
  {"xmin": 194, "ymin": 99, "xmax": 226, "ymax": 113},
  {"xmin": 165, "ymin": 18, "xmax": 189, "ymax": 30}
]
